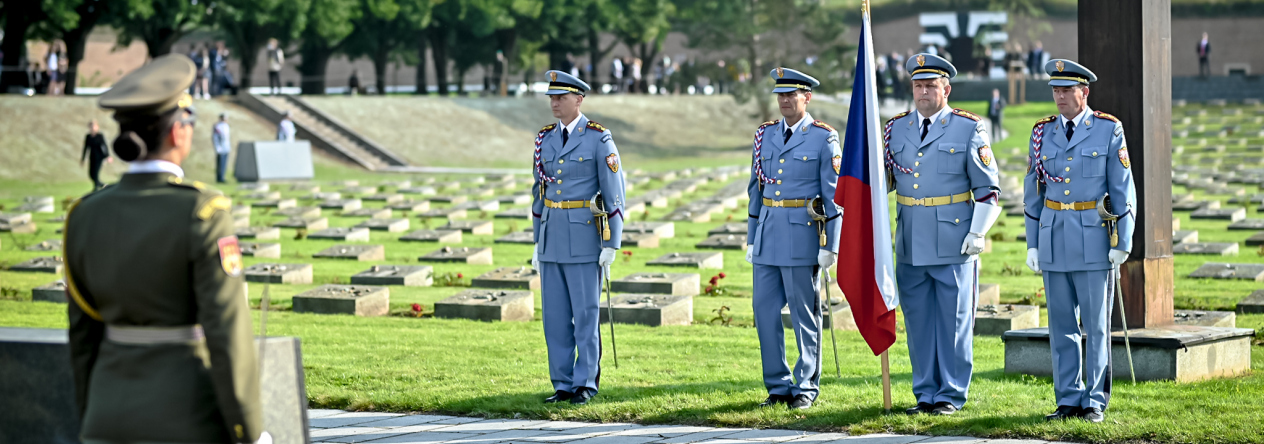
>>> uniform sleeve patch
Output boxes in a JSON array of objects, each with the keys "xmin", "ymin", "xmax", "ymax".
[
  {"xmin": 979, "ymin": 145, "xmax": 993, "ymax": 167},
  {"xmin": 601, "ymin": 133, "xmax": 612, "ymax": 144},
  {"xmin": 197, "ymin": 195, "xmax": 232, "ymax": 220},
  {"xmin": 217, "ymin": 236, "xmax": 243, "ymax": 277},
  {"xmin": 1119, "ymin": 146, "xmax": 1131, "ymax": 169},
  {"xmin": 827, "ymin": 134, "xmax": 839, "ymax": 144},
  {"xmin": 832, "ymin": 155, "xmax": 841, "ymax": 175},
  {"xmin": 606, "ymin": 154, "xmax": 620, "ymax": 173}
]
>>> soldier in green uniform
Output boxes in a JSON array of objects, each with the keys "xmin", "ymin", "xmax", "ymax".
[{"xmin": 64, "ymin": 54, "xmax": 268, "ymax": 444}]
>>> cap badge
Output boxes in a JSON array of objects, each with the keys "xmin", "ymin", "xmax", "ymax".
[
  {"xmin": 916, "ymin": 55, "xmax": 925, "ymax": 67},
  {"xmin": 776, "ymin": 67, "xmax": 785, "ymax": 78},
  {"xmin": 550, "ymin": 72, "xmax": 557, "ymax": 81},
  {"xmin": 177, "ymin": 93, "xmax": 193, "ymax": 109},
  {"xmin": 1056, "ymin": 60, "xmax": 1065, "ymax": 72}
]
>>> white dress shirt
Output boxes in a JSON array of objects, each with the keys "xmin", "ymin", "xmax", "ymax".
[{"xmin": 127, "ymin": 160, "xmax": 185, "ymax": 178}]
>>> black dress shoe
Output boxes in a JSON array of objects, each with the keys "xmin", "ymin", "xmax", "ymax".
[
  {"xmin": 1080, "ymin": 407, "xmax": 1104, "ymax": 423},
  {"xmin": 759, "ymin": 394, "xmax": 792, "ymax": 408},
  {"xmin": 905, "ymin": 402, "xmax": 934, "ymax": 415},
  {"xmin": 788, "ymin": 394, "xmax": 813, "ymax": 410},
  {"xmin": 930, "ymin": 402, "xmax": 957, "ymax": 415},
  {"xmin": 1045, "ymin": 405, "xmax": 1081, "ymax": 421},
  {"xmin": 543, "ymin": 390, "xmax": 573, "ymax": 404},
  {"xmin": 569, "ymin": 387, "xmax": 596, "ymax": 405}
]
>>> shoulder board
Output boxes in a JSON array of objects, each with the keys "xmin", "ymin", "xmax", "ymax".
[
  {"xmin": 166, "ymin": 176, "xmax": 216, "ymax": 193},
  {"xmin": 1093, "ymin": 110, "xmax": 1120, "ymax": 123},
  {"xmin": 759, "ymin": 120, "xmax": 778, "ymax": 129},
  {"xmin": 811, "ymin": 120, "xmax": 836, "ymax": 132},
  {"xmin": 540, "ymin": 123, "xmax": 557, "ymax": 132},
  {"xmin": 197, "ymin": 195, "xmax": 233, "ymax": 220},
  {"xmin": 1034, "ymin": 115, "xmax": 1057, "ymax": 127},
  {"xmin": 586, "ymin": 121, "xmax": 607, "ymax": 132},
  {"xmin": 886, "ymin": 111, "xmax": 910, "ymax": 125},
  {"xmin": 951, "ymin": 108, "xmax": 981, "ymax": 122}
]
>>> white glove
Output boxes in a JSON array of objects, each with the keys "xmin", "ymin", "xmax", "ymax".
[
  {"xmin": 598, "ymin": 248, "xmax": 616, "ymax": 276},
  {"xmin": 961, "ymin": 232, "xmax": 986, "ymax": 255},
  {"xmin": 817, "ymin": 250, "xmax": 836, "ymax": 269},
  {"xmin": 1025, "ymin": 248, "xmax": 1040, "ymax": 273},
  {"xmin": 255, "ymin": 431, "xmax": 273, "ymax": 444},
  {"xmin": 745, "ymin": 248, "xmax": 754, "ymax": 264},
  {"xmin": 1108, "ymin": 249, "xmax": 1128, "ymax": 267},
  {"xmin": 531, "ymin": 248, "xmax": 539, "ymax": 270}
]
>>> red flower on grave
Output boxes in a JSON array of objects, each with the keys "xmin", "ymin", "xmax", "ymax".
[
  {"xmin": 411, "ymin": 303, "xmax": 422, "ymax": 313},
  {"xmin": 709, "ymin": 276, "xmax": 720, "ymax": 285},
  {"xmin": 705, "ymin": 285, "xmax": 714, "ymax": 293},
  {"xmin": 718, "ymin": 272, "xmax": 727, "ymax": 279},
  {"xmin": 623, "ymin": 250, "xmax": 633, "ymax": 256},
  {"xmin": 457, "ymin": 273, "xmax": 464, "ymax": 279}
]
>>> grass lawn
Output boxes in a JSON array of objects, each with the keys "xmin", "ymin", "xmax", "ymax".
[{"xmin": 1, "ymin": 99, "xmax": 1263, "ymax": 444}]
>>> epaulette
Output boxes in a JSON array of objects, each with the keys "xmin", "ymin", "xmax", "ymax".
[
  {"xmin": 586, "ymin": 120, "xmax": 607, "ymax": 132},
  {"xmin": 811, "ymin": 120, "xmax": 836, "ymax": 132},
  {"xmin": 1093, "ymin": 110, "xmax": 1120, "ymax": 123},
  {"xmin": 540, "ymin": 123, "xmax": 557, "ymax": 132},
  {"xmin": 166, "ymin": 175, "xmax": 213, "ymax": 192},
  {"xmin": 1034, "ymin": 115, "xmax": 1057, "ymax": 127},
  {"xmin": 951, "ymin": 108, "xmax": 981, "ymax": 122},
  {"xmin": 759, "ymin": 120, "xmax": 778, "ymax": 129},
  {"xmin": 886, "ymin": 111, "xmax": 910, "ymax": 125}
]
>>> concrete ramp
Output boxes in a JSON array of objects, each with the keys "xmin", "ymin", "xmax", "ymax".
[{"xmin": 236, "ymin": 94, "xmax": 409, "ymax": 170}]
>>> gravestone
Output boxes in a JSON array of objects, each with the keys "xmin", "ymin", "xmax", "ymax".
[
  {"xmin": 611, "ymin": 272, "xmax": 700, "ymax": 296},
  {"xmin": 1236, "ymin": 290, "xmax": 1264, "ymax": 313},
  {"xmin": 272, "ymin": 217, "xmax": 328, "ymax": 230},
  {"xmin": 634, "ymin": 194, "xmax": 670, "ymax": 208},
  {"xmin": 236, "ymin": 226, "xmax": 281, "ymax": 240},
  {"xmin": 350, "ymin": 265, "xmax": 433, "ymax": 287},
  {"xmin": 241, "ymin": 191, "xmax": 282, "ymax": 200},
  {"xmin": 418, "ymin": 208, "xmax": 468, "ymax": 219},
  {"xmin": 32, "ymin": 281, "xmax": 66, "ymax": 303},
  {"xmin": 662, "ymin": 208, "xmax": 711, "ymax": 223},
  {"xmin": 464, "ymin": 187, "xmax": 494, "ymax": 197},
  {"xmin": 244, "ymin": 263, "xmax": 313, "ymax": 284},
  {"xmin": 624, "ymin": 200, "xmax": 647, "ymax": 214},
  {"xmin": 362, "ymin": 194, "xmax": 404, "ymax": 204},
  {"xmin": 389, "ymin": 200, "xmax": 431, "ymax": 213},
  {"xmin": 600, "ymin": 295, "xmax": 693, "ymax": 327},
  {"xmin": 1173, "ymin": 200, "xmax": 1217, "ymax": 211},
  {"xmin": 494, "ymin": 231, "xmax": 534, "ymax": 244},
  {"xmin": 975, "ymin": 304, "xmax": 1040, "ymax": 335},
  {"xmin": 15, "ymin": 202, "xmax": 54, "ymax": 213},
  {"xmin": 441, "ymin": 220, "xmax": 494, "ymax": 235},
  {"xmin": 239, "ymin": 182, "xmax": 271, "ymax": 192},
  {"xmin": 304, "ymin": 192, "xmax": 341, "ymax": 201},
  {"xmin": 647, "ymin": 252, "xmax": 723, "ymax": 269},
  {"xmin": 708, "ymin": 223, "xmax": 748, "ymax": 235},
  {"xmin": 455, "ymin": 200, "xmax": 500, "ymax": 212},
  {"xmin": 399, "ymin": 229, "xmax": 462, "ymax": 243},
  {"xmin": 275, "ymin": 206, "xmax": 321, "ymax": 219},
  {"xmin": 355, "ymin": 218, "xmax": 410, "ymax": 232},
  {"xmin": 312, "ymin": 244, "xmax": 385, "ymax": 261},
  {"xmin": 308, "ymin": 227, "xmax": 370, "ymax": 242},
  {"xmin": 434, "ymin": 290, "xmax": 533, "ymax": 322},
  {"xmin": 1174, "ymin": 310, "xmax": 1236, "ymax": 328},
  {"xmin": 342, "ymin": 208, "xmax": 392, "ymax": 219},
  {"xmin": 251, "ymin": 199, "xmax": 297, "ymax": 209},
  {"xmin": 781, "ymin": 299, "xmax": 856, "ymax": 331},
  {"xmin": 1190, "ymin": 207, "xmax": 1246, "ymax": 222},
  {"xmin": 978, "ymin": 283, "xmax": 1001, "ymax": 306},
  {"xmin": 1246, "ymin": 232, "xmax": 1264, "ymax": 246},
  {"xmin": 340, "ymin": 186, "xmax": 378, "ymax": 195},
  {"xmin": 292, "ymin": 285, "xmax": 389, "ymax": 317},
  {"xmin": 0, "ymin": 219, "xmax": 37, "ymax": 233},
  {"xmin": 622, "ymin": 232, "xmax": 660, "ymax": 248},
  {"xmin": 1227, "ymin": 219, "xmax": 1264, "ymax": 230},
  {"xmin": 231, "ymin": 205, "xmax": 251, "ymax": 217},
  {"xmin": 1173, "ymin": 230, "xmax": 1198, "ymax": 244},
  {"xmin": 498, "ymin": 194, "xmax": 532, "ymax": 205},
  {"xmin": 1189, "ymin": 263, "xmax": 1264, "ymax": 281},
  {"xmin": 289, "ymin": 183, "xmax": 319, "ymax": 193},
  {"xmin": 319, "ymin": 199, "xmax": 362, "ymax": 211},
  {"xmin": 10, "ymin": 257, "xmax": 62, "ymax": 274},
  {"xmin": 0, "ymin": 213, "xmax": 33, "ymax": 225},
  {"xmin": 624, "ymin": 221, "xmax": 675, "ymax": 238},
  {"xmin": 1172, "ymin": 242, "xmax": 1238, "ymax": 255},
  {"xmin": 24, "ymin": 239, "xmax": 61, "ymax": 252},
  {"xmin": 436, "ymin": 181, "xmax": 462, "ymax": 191},
  {"xmin": 696, "ymin": 234, "xmax": 748, "ymax": 250},
  {"xmin": 233, "ymin": 215, "xmax": 251, "ymax": 229},
  {"xmin": 494, "ymin": 208, "xmax": 532, "ymax": 219},
  {"xmin": 418, "ymin": 246, "xmax": 493, "ymax": 264},
  {"xmin": 398, "ymin": 186, "xmax": 437, "ymax": 195},
  {"xmin": 471, "ymin": 266, "xmax": 540, "ymax": 290},
  {"xmin": 429, "ymin": 195, "xmax": 468, "ymax": 204},
  {"xmin": 485, "ymin": 174, "xmax": 514, "ymax": 183},
  {"xmin": 240, "ymin": 242, "xmax": 281, "ymax": 258},
  {"xmin": 380, "ymin": 180, "xmax": 412, "ymax": 189}
]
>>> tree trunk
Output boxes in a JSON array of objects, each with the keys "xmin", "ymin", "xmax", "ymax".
[
  {"xmin": 496, "ymin": 29, "xmax": 515, "ymax": 97},
  {"xmin": 236, "ymin": 43, "xmax": 262, "ymax": 94},
  {"xmin": 428, "ymin": 27, "xmax": 449, "ymax": 96},
  {"xmin": 299, "ymin": 44, "xmax": 332, "ymax": 95},
  {"xmin": 456, "ymin": 67, "xmax": 466, "ymax": 95},
  {"xmin": 748, "ymin": 40, "xmax": 771, "ymax": 122},
  {"xmin": 415, "ymin": 38, "xmax": 428, "ymax": 95},
  {"xmin": 374, "ymin": 47, "xmax": 388, "ymax": 95},
  {"xmin": 62, "ymin": 0, "xmax": 107, "ymax": 96},
  {"xmin": 0, "ymin": 2, "xmax": 35, "ymax": 93},
  {"xmin": 587, "ymin": 27, "xmax": 601, "ymax": 93}
]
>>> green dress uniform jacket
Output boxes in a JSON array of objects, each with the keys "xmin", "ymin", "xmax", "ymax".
[{"xmin": 65, "ymin": 172, "xmax": 263, "ymax": 443}]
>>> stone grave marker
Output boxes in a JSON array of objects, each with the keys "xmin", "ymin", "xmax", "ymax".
[
  {"xmin": 308, "ymin": 227, "xmax": 370, "ymax": 242},
  {"xmin": 781, "ymin": 299, "xmax": 856, "ymax": 330},
  {"xmin": 455, "ymin": 200, "xmax": 500, "ymax": 212},
  {"xmin": 1173, "ymin": 200, "xmax": 1216, "ymax": 212},
  {"xmin": 696, "ymin": 234, "xmax": 747, "ymax": 250},
  {"xmin": 330, "ymin": 180, "xmax": 360, "ymax": 187},
  {"xmin": 342, "ymin": 208, "xmax": 392, "ymax": 219},
  {"xmin": 429, "ymin": 195, "xmax": 468, "ymax": 204},
  {"xmin": 622, "ymin": 232, "xmax": 660, "ymax": 248},
  {"xmin": 464, "ymin": 187, "xmax": 494, "ymax": 197},
  {"xmin": 362, "ymin": 193, "xmax": 404, "ymax": 204},
  {"xmin": 275, "ymin": 206, "xmax": 321, "ymax": 219},
  {"xmin": 32, "ymin": 280, "xmax": 67, "ymax": 303},
  {"xmin": 978, "ymin": 283, "xmax": 1001, "ymax": 306},
  {"xmin": 239, "ymin": 183, "xmax": 271, "ymax": 192},
  {"xmin": 1236, "ymin": 290, "xmax": 1264, "ymax": 313},
  {"xmin": 231, "ymin": 205, "xmax": 251, "ymax": 217},
  {"xmin": 350, "ymin": 265, "xmax": 433, "ymax": 286},
  {"xmin": 441, "ymin": 220, "xmax": 494, "ymax": 235},
  {"xmin": 1173, "ymin": 242, "xmax": 1239, "ymax": 255},
  {"xmin": 312, "ymin": 244, "xmax": 385, "ymax": 261},
  {"xmin": 1174, "ymin": 310, "xmax": 1236, "ymax": 328},
  {"xmin": 232, "ymin": 215, "xmax": 250, "ymax": 229},
  {"xmin": 389, "ymin": 199, "xmax": 431, "ymax": 213},
  {"xmin": 662, "ymin": 208, "xmax": 712, "ymax": 223},
  {"xmin": 485, "ymin": 173, "xmax": 514, "ymax": 183},
  {"xmin": 355, "ymin": 218, "xmax": 409, "ymax": 232},
  {"xmin": 648, "ymin": 252, "xmax": 723, "ymax": 269},
  {"xmin": 624, "ymin": 200, "xmax": 647, "ymax": 214},
  {"xmin": 633, "ymin": 194, "xmax": 670, "ymax": 208},
  {"xmin": 240, "ymin": 242, "xmax": 281, "ymax": 258},
  {"xmin": 380, "ymin": 180, "xmax": 412, "ymax": 189},
  {"xmin": 1229, "ymin": 219, "xmax": 1264, "ymax": 230},
  {"xmin": 1189, "ymin": 263, "xmax": 1264, "ymax": 281},
  {"xmin": 1226, "ymin": 194, "xmax": 1264, "ymax": 205},
  {"xmin": 399, "ymin": 186, "xmax": 437, "ymax": 195},
  {"xmin": 243, "ymin": 263, "xmax": 313, "ymax": 284},
  {"xmin": 15, "ymin": 202, "xmax": 54, "ymax": 213},
  {"xmin": 418, "ymin": 207, "xmax": 468, "ymax": 219},
  {"xmin": 624, "ymin": 221, "xmax": 675, "ymax": 238},
  {"xmin": 24, "ymin": 239, "xmax": 61, "ymax": 252},
  {"xmin": 1191, "ymin": 207, "xmax": 1246, "ymax": 222},
  {"xmin": 10, "ymin": 257, "xmax": 62, "ymax": 274},
  {"xmin": 292, "ymin": 285, "xmax": 389, "ymax": 317},
  {"xmin": 0, "ymin": 213, "xmax": 32, "ymax": 226},
  {"xmin": 434, "ymin": 289, "xmax": 533, "ymax": 322},
  {"xmin": 1245, "ymin": 232, "xmax": 1264, "ymax": 246},
  {"xmin": 975, "ymin": 304, "xmax": 1040, "ymax": 335},
  {"xmin": 708, "ymin": 223, "xmax": 747, "ymax": 235},
  {"xmin": 611, "ymin": 272, "xmax": 699, "ymax": 296},
  {"xmin": 251, "ymin": 199, "xmax": 297, "ymax": 209},
  {"xmin": 47, "ymin": 215, "xmax": 65, "ymax": 223},
  {"xmin": 494, "ymin": 231, "xmax": 534, "ymax": 244},
  {"xmin": 289, "ymin": 183, "xmax": 319, "ymax": 193},
  {"xmin": 498, "ymin": 194, "xmax": 531, "ymax": 205},
  {"xmin": 241, "ymin": 191, "xmax": 282, "ymax": 200},
  {"xmin": 400, "ymin": 229, "xmax": 462, "ymax": 243},
  {"xmin": 319, "ymin": 199, "xmax": 362, "ymax": 211},
  {"xmin": 340, "ymin": 186, "xmax": 378, "ymax": 195},
  {"xmin": 471, "ymin": 266, "xmax": 540, "ymax": 290},
  {"xmin": 600, "ymin": 295, "xmax": 693, "ymax": 327},
  {"xmin": 272, "ymin": 217, "xmax": 328, "ymax": 230},
  {"xmin": 418, "ymin": 246, "xmax": 493, "ymax": 264},
  {"xmin": 1173, "ymin": 230, "xmax": 1199, "ymax": 244},
  {"xmin": 236, "ymin": 226, "xmax": 281, "ymax": 240},
  {"xmin": 494, "ymin": 208, "xmax": 531, "ymax": 219}
]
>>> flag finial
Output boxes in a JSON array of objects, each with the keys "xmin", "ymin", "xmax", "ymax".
[{"xmin": 862, "ymin": 0, "xmax": 870, "ymax": 15}]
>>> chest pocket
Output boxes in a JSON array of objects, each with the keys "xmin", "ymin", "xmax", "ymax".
[
  {"xmin": 936, "ymin": 143, "xmax": 966, "ymax": 174},
  {"xmin": 791, "ymin": 150, "xmax": 819, "ymax": 176},
  {"xmin": 1081, "ymin": 146, "xmax": 1107, "ymax": 177}
]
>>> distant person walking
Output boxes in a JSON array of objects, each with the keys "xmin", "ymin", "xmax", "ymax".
[
  {"xmin": 190, "ymin": 45, "xmax": 211, "ymax": 99},
  {"xmin": 80, "ymin": 120, "xmax": 112, "ymax": 190},
  {"xmin": 46, "ymin": 40, "xmax": 66, "ymax": 96},
  {"xmin": 1027, "ymin": 41, "xmax": 1048, "ymax": 80},
  {"xmin": 610, "ymin": 57, "xmax": 623, "ymax": 93},
  {"xmin": 277, "ymin": 111, "xmax": 296, "ymax": 142},
  {"xmin": 266, "ymin": 39, "xmax": 285, "ymax": 95},
  {"xmin": 213, "ymin": 113, "xmax": 232, "ymax": 183},
  {"xmin": 987, "ymin": 88, "xmax": 1005, "ymax": 138},
  {"xmin": 1197, "ymin": 32, "xmax": 1211, "ymax": 78}
]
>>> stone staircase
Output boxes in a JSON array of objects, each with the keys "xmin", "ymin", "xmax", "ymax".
[{"xmin": 236, "ymin": 94, "xmax": 410, "ymax": 170}]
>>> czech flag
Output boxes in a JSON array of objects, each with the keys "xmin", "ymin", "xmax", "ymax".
[{"xmin": 833, "ymin": 11, "xmax": 899, "ymax": 356}]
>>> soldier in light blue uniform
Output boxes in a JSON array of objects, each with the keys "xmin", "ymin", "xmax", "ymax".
[
  {"xmin": 530, "ymin": 70, "xmax": 626, "ymax": 406},
  {"xmin": 1023, "ymin": 59, "xmax": 1135, "ymax": 424},
  {"xmin": 745, "ymin": 67, "xmax": 842, "ymax": 410},
  {"xmin": 886, "ymin": 54, "xmax": 1002, "ymax": 416}
]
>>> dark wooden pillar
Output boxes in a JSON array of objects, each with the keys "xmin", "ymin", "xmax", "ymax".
[{"xmin": 1078, "ymin": 0, "xmax": 1174, "ymax": 328}]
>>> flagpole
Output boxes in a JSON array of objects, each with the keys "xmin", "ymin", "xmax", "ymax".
[{"xmin": 881, "ymin": 350, "xmax": 892, "ymax": 413}]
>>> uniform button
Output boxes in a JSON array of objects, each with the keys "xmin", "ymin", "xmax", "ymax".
[
  {"xmin": 579, "ymin": 157, "xmax": 583, "ymax": 161},
  {"xmin": 1064, "ymin": 190, "xmax": 1071, "ymax": 196},
  {"xmin": 557, "ymin": 190, "xmax": 562, "ymax": 195},
  {"xmin": 1067, "ymin": 157, "xmax": 1073, "ymax": 161},
  {"xmin": 918, "ymin": 152, "xmax": 924, "ymax": 157},
  {"xmin": 1064, "ymin": 178, "xmax": 1071, "ymax": 183},
  {"xmin": 803, "ymin": 156, "xmax": 808, "ymax": 160},
  {"xmin": 955, "ymin": 218, "xmax": 960, "ymax": 224},
  {"xmin": 913, "ymin": 184, "xmax": 919, "ymax": 189},
  {"xmin": 559, "ymin": 159, "xmax": 564, "ymax": 164},
  {"xmin": 557, "ymin": 180, "xmax": 562, "ymax": 184},
  {"xmin": 775, "ymin": 191, "xmax": 781, "ymax": 196},
  {"xmin": 557, "ymin": 169, "xmax": 562, "ymax": 174},
  {"xmin": 1093, "ymin": 152, "xmax": 1099, "ymax": 157},
  {"xmin": 1043, "ymin": 155, "xmax": 1048, "ymax": 160},
  {"xmin": 915, "ymin": 161, "xmax": 920, "ymax": 166},
  {"xmin": 776, "ymin": 180, "xmax": 782, "ymax": 185},
  {"xmin": 778, "ymin": 169, "xmax": 783, "ymax": 174},
  {"xmin": 1065, "ymin": 167, "xmax": 1071, "ymax": 172},
  {"xmin": 914, "ymin": 173, "xmax": 920, "ymax": 178},
  {"xmin": 950, "ymin": 148, "xmax": 955, "ymax": 153},
  {"xmin": 780, "ymin": 159, "xmax": 785, "ymax": 164},
  {"xmin": 587, "ymin": 220, "xmax": 591, "ymax": 224},
  {"xmin": 1101, "ymin": 223, "xmax": 1106, "ymax": 227}
]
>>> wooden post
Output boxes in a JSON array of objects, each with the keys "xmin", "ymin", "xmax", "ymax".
[
  {"xmin": 880, "ymin": 351, "xmax": 892, "ymax": 412},
  {"xmin": 1078, "ymin": 0, "xmax": 1175, "ymax": 328}
]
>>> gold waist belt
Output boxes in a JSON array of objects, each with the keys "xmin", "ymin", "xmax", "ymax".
[
  {"xmin": 896, "ymin": 191, "xmax": 973, "ymax": 207},
  {"xmin": 544, "ymin": 199, "xmax": 590, "ymax": 209},
  {"xmin": 1044, "ymin": 199, "xmax": 1096, "ymax": 211},
  {"xmin": 762, "ymin": 198, "xmax": 808, "ymax": 208}
]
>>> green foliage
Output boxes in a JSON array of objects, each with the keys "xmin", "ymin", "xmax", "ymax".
[
  {"xmin": 210, "ymin": 0, "xmax": 312, "ymax": 89},
  {"xmin": 107, "ymin": 0, "xmax": 208, "ymax": 57}
]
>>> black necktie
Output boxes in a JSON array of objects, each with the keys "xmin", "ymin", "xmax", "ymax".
[
  {"xmin": 562, "ymin": 128, "xmax": 569, "ymax": 146},
  {"xmin": 921, "ymin": 118, "xmax": 930, "ymax": 141},
  {"xmin": 783, "ymin": 128, "xmax": 792, "ymax": 144},
  {"xmin": 1065, "ymin": 121, "xmax": 1075, "ymax": 141}
]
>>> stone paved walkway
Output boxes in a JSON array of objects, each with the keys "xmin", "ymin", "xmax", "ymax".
[{"xmin": 307, "ymin": 409, "xmax": 1059, "ymax": 444}]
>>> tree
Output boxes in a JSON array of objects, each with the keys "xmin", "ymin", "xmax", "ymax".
[
  {"xmin": 108, "ymin": 0, "xmax": 208, "ymax": 59},
  {"xmin": 580, "ymin": 0, "xmax": 619, "ymax": 91},
  {"xmin": 610, "ymin": 0, "xmax": 674, "ymax": 92},
  {"xmin": 0, "ymin": 0, "xmax": 79, "ymax": 93},
  {"xmin": 211, "ymin": 0, "xmax": 311, "ymax": 93},
  {"xmin": 297, "ymin": 0, "xmax": 361, "ymax": 94},
  {"xmin": 345, "ymin": 0, "xmax": 431, "ymax": 95},
  {"xmin": 28, "ymin": 0, "xmax": 111, "ymax": 95}
]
